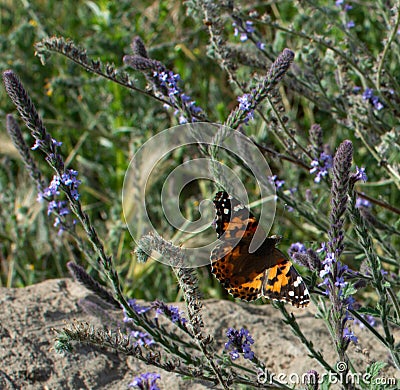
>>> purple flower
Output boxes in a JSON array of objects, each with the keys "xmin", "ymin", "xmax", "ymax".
[
  {"xmin": 318, "ymin": 252, "xmax": 337, "ymax": 291},
  {"xmin": 362, "ymin": 88, "xmax": 374, "ymax": 100},
  {"xmin": 39, "ymin": 169, "xmax": 81, "ymax": 201},
  {"xmin": 129, "ymin": 373, "xmax": 161, "ymax": 389},
  {"xmin": 240, "ymin": 33, "xmax": 248, "ymax": 42},
  {"xmin": 52, "ymin": 138, "xmax": 63, "ymax": 147},
  {"xmin": 288, "ymin": 242, "xmax": 307, "ymax": 258},
  {"xmin": 152, "ymin": 301, "xmax": 187, "ymax": 326},
  {"xmin": 124, "ymin": 299, "xmax": 151, "ymax": 320},
  {"xmin": 45, "ymin": 176, "xmax": 61, "ymax": 197},
  {"xmin": 237, "ymin": 93, "xmax": 255, "ymax": 123},
  {"xmin": 45, "ymin": 199, "xmax": 71, "ymax": 235},
  {"xmin": 129, "ymin": 330, "xmax": 154, "ymax": 347},
  {"xmin": 310, "ymin": 152, "xmax": 333, "ymax": 183},
  {"xmin": 346, "ymin": 20, "xmax": 355, "ymax": 29},
  {"xmin": 355, "ymin": 197, "xmax": 371, "ymax": 208},
  {"xmin": 238, "ymin": 93, "xmax": 252, "ymax": 111},
  {"xmin": 256, "ymin": 41, "xmax": 266, "ymax": 50},
  {"xmin": 35, "ymin": 169, "xmax": 81, "ymax": 234},
  {"xmin": 317, "ymin": 242, "xmax": 327, "ymax": 253},
  {"xmin": 178, "ymin": 115, "xmax": 187, "ymax": 124},
  {"xmin": 165, "ymin": 305, "xmax": 187, "ymax": 324},
  {"xmin": 153, "ymin": 71, "xmax": 203, "ymax": 121},
  {"xmin": 323, "ymin": 252, "xmax": 335, "ymax": 266},
  {"xmin": 245, "ymin": 21, "xmax": 255, "ymax": 33},
  {"xmin": 343, "ymin": 327, "xmax": 358, "ymax": 344},
  {"xmin": 344, "ymin": 295, "xmax": 355, "ymax": 311},
  {"xmin": 268, "ymin": 175, "xmax": 285, "ymax": 189},
  {"xmin": 371, "ymin": 96, "xmax": 384, "ymax": 110},
  {"xmin": 225, "ymin": 327, "xmax": 255, "ymax": 361},
  {"xmin": 233, "ymin": 20, "xmax": 256, "ymax": 42},
  {"xmin": 353, "ymin": 166, "xmax": 368, "ymax": 182},
  {"xmin": 233, "ymin": 22, "xmax": 239, "ymax": 37},
  {"xmin": 318, "ymin": 277, "xmax": 330, "ymax": 295},
  {"xmin": 354, "ymin": 315, "xmax": 376, "ymax": 329},
  {"xmin": 335, "ymin": 276, "xmax": 347, "ymax": 289},
  {"xmin": 31, "ymin": 139, "xmax": 44, "ymax": 150},
  {"xmin": 32, "ymin": 137, "xmax": 62, "ymax": 151},
  {"xmin": 62, "ymin": 169, "xmax": 79, "ymax": 186},
  {"xmin": 335, "ymin": 0, "xmax": 344, "ymax": 5},
  {"xmin": 47, "ymin": 200, "xmax": 69, "ymax": 216},
  {"xmin": 62, "ymin": 169, "xmax": 81, "ymax": 200},
  {"xmin": 362, "ymin": 88, "xmax": 384, "ymax": 110}
]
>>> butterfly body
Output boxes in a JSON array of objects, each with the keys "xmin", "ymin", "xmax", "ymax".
[{"xmin": 211, "ymin": 191, "xmax": 310, "ymax": 307}]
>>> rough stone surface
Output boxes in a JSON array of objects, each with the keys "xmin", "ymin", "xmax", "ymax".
[{"xmin": 0, "ymin": 279, "xmax": 398, "ymax": 389}]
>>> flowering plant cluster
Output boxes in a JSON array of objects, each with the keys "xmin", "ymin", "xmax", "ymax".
[{"xmin": 2, "ymin": 1, "xmax": 400, "ymax": 389}]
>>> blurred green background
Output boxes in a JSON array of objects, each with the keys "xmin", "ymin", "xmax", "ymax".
[{"xmin": 1, "ymin": 0, "xmax": 398, "ymax": 304}]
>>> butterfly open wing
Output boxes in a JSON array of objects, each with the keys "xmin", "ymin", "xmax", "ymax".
[{"xmin": 211, "ymin": 191, "xmax": 310, "ymax": 308}]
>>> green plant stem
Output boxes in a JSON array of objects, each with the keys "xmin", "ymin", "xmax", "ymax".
[{"xmin": 275, "ymin": 302, "xmax": 336, "ymax": 373}]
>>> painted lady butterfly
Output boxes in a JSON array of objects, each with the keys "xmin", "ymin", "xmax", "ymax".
[{"xmin": 210, "ymin": 191, "xmax": 310, "ymax": 308}]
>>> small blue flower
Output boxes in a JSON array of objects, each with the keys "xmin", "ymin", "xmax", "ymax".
[
  {"xmin": 237, "ymin": 93, "xmax": 252, "ymax": 111},
  {"xmin": 354, "ymin": 314, "xmax": 376, "ymax": 329},
  {"xmin": 229, "ymin": 350, "xmax": 240, "ymax": 360},
  {"xmin": 152, "ymin": 301, "xmax": 187, "ymax": 326},
  {"xmin": 62, "ymin": 169, "xmax": 81, "ymax": 200},
  {"xmin": 239, "ymin": 32, "xmax": 248, "ymax": 42},
  {"xmin": 168, "ymin": 305, "xmax": 187, "ymax": 324},
  {"xmin": 268, "ymin": 175, "xmax": 285, "ymax": 189},
  {"xmin": 318, "ymin": 277, "xmax": 330, "ymax": 295},
  {"xmin": 319, "ymin": 265, "xmax": 330, "ymax": 279},
  {"xmin": 288, "ymin": 242, "xmax": 307, "ymax": 258},
  {"xmin": 129, "ymin": 372, "xmax": 161, "ymax": 389},
  {"xmin": 124, "ymin": 299, "xmax": 151, "ymax": 321},
  {"xmin": 362, "ymin": 88, "xmax": 374, "ymax": 100},
  {"xmin": 371, "ymin": 96, "xmax": 384, "ymax": 110},
  {"xmin": 346, "ymin": 20, "xmax": 355, "ymax": 29},
  {"xmin": 237, "ymin": 93, "xmax": 254, "ymax": 123},
  {"xmin": 233, "ymin": 22, "xmax": 239, "ymax": 37},
  {"xmin": 233, "ymin": 20, "xmax": 256, "ymax": 42},
  {"xmin": 225, "ymin": 327, "xmax": 255, "ymax": 361},
  {"xmin": 344, "ymin": 295, "xmax": 355, "ymax": 310},
  {"xmin": 354, "ymin": 166, "xmax": 368, "ymax": 182},
  {"xmin": 47, "ymin": 200, "xmax": 69, "ymax": 217},
  {"xmin": 317, "ymin": 242, "xmax": 327, "ymax": 253},
  {"xmin": 52, "ymin": 138, "xmax": 63, "ymax": 147},
  {"xmin": 130, "ymin": 330, "xmax": 154, "ymax": 347},
  {"xmin": 154, "ymin": 70, "xmax": 203, "ymax": 121},
  {"xmin": 178, "ymin": 115, "xmax": 187, "ymax": 124},
  {"xmin": 337, "ymin": 262, "xmax": 348, "ymax": 274},
  {"xmin": 31, "ymin": 139, "xmax": 44, "ymax": 150},
  {"xmin": 343, "ymin": 327, "xmax": 358, "ymax": 344},
  {"xmin": 44, "ymin": 175, "xmax": 61, "ymax": 197},
  {"xmin": 335, "ymin": 276, "xmax": 347, "ymax": 289},
  {"xmin": 310, "ymin": 152, "xmax": 333, "ymax": 183},
  {"xmin": 362, "ymin": 88, "xmax": 384, "ymax": 110},
  {"xmin": 355, "ymin": 197, "xmax": 371, "ymax": 208},
  {"xmin": 245, "ymin": 21, "xmax": 255, "ymax": 33},
  {"xmin": 323, "ymin": 252, "xmax": 336, "ymax": 266},
  {"xmin": 256, "ymin": 41, "xmax": 266, "ymax": 50}
]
